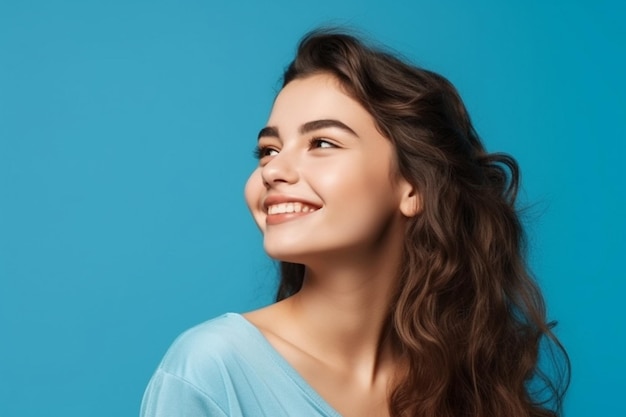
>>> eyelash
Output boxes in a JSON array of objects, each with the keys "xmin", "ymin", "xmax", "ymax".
[
  {"xmin": 309, "ymin": 137, "xmax": 335, "ymax": 149},
  {"xmin": 253, "ymin": 137, "xmax": 336, "ymax": 160},
  {"xmin": 253, "ymin": 145, "xmax": 277, "ymax": 160}
]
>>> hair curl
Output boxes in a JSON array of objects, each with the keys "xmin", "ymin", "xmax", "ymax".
[{"xmin": 275, "ymin": 29, "xmax": 569, "ymax": 417}]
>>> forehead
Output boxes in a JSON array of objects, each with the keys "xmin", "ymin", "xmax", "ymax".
[{"xmin": 268, "ymin": 74, "xmax": 376, "ymax": 135}]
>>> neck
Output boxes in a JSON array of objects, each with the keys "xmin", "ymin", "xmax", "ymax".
[{"xmin": 280, "ymin": 247, "xmax": 402, "ymax": 383}]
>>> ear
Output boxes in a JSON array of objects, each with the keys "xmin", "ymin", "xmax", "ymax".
[{"xmin": 398, "ymin": 180, "xmax": 421, "ymax": 217}]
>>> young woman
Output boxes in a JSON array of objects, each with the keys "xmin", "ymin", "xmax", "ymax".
[{"xmin": 140, "ymin": 29, "xmax": 569, "ymax": 417}]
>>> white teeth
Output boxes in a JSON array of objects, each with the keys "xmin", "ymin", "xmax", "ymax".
[{"xmin": 267, "ymin": 202, "xmax": 318, "ymax": 215}]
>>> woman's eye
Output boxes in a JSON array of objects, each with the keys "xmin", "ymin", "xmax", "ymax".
[
  {"xmin": 310, "ymin": 138, "xmax": 336, "ymax": 149},
  {"xmin": 253, "ymin": 146, "xmax": 279, "ymax": 160}
]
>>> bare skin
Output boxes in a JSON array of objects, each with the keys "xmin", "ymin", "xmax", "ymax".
[
  {"xmin": 244, "ymin": 74, "xmax": 419, "ymax": 417},
  {"xmin": 244, "ymin": 243, "xmax": 405, "ymax": 417}
]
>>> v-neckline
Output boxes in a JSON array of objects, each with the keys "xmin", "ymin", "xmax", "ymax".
[{"xmin": 227, "ymin": 312, "xmax": 344, "ymax": 417}]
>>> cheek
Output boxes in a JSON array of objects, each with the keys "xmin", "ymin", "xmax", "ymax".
[
  {"xmin": 244, "ymin": 169, "xmax": 265, "ymax": 227},
  {"xmin": 316, "ymin": 162, "xmax": 394, "ymax": 201}
]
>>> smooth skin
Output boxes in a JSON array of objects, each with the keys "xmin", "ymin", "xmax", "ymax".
[{"xmin": 244, "ymin": 73, "xmax": 420, "ymax": 417}]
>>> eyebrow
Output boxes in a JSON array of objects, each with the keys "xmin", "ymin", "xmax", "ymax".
[{"xmin": 257, "ymin": 119, "xmax": 359, "ymax": 140}]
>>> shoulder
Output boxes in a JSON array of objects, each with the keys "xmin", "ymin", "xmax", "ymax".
[
  {"xmin": 157, "ymin": 313, "xmax": 252, "ymax": 383},
  {"xmin": 142, "ymin": 315, "xmax": 254, "ymax": 417}
]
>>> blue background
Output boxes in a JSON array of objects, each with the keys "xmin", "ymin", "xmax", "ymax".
[{"xmin": 1, "ymin": 1, "xmax": 624, "ymax": 416}]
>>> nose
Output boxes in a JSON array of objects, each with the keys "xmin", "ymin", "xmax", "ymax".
[{"xmin": 261, "ymin": 149, "xmax": 299, "ymax": 188}]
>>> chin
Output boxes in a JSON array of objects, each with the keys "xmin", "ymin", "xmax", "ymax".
[
  {"xmin": 263, "ymin": 246, "xmax": 303, "ymax": 264},
  {"xmin": 263, "ymin": 242, "xmax": 318, "ymax": 265}
]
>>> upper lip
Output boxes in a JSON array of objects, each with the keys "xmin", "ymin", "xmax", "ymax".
[{"xmin": 262, "ymin": 194, "xmax": 322, "ymax": 212}]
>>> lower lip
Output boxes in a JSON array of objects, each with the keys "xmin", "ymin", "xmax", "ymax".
[{"xmin": 266, "ymin": 211, "xmax": 316, "ymax": 226}]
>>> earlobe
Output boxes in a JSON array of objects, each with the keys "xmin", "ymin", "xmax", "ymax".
[{"xmin": 399, "ymin": 183, "xmax": 421, "ymax": 217}]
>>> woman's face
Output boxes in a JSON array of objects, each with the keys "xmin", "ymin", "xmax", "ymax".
[{"xmin": 245, "ymin": 73, "xmax": 415, "ymax": 264}]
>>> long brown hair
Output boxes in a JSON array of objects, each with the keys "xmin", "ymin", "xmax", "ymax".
[{"xmin": 275, "ymin": 29, "xmax": 569, "ymax": 417}]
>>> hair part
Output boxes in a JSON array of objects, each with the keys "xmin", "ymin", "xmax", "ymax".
[{"xmin": 276, "ymin": 28, "xmax": 569, "ymax": 417}]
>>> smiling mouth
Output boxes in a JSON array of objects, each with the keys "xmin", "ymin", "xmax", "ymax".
[{"xmin": 267, "ymin": 202, "xmax": 320, "ymax": 215}]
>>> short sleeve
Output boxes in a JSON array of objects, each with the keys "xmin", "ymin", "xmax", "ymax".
[{"xmin": 140, "ymin": 368, "xmax": 228, "ymax": 417}]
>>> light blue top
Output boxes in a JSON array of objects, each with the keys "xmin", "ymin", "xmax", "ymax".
[{"xmin": 140, "ymin": 313, "xmax": 342, "ymax": 417}]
